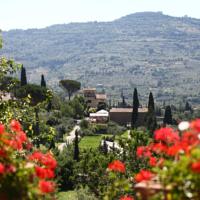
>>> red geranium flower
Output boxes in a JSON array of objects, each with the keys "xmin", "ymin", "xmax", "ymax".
[
  {"xmin": 35, "ymin": 166, "xmax": 55, "ymax": 179},
  {"xmin": 41, "ymin": 153, "xmax": 57, "ymax": 170},
  {"xmin": 154, "ymin": 127, "xmax": 179, "ymax": 143},
  {"xmin": 0, "ymin": 123, "xmax": 5, "ymax": 134},
  {"xmin": 39, "ymin": 180, "xmax": 55, "ymax": 193},
  {"xmin": 191, "ymin": 161, "xmax": 200, "ymax": 173},
  {"xmin": 135, "ymin": 169, "xmax": 154, "ymax": 182},
  {"xmin": 136, "ymin": 146, "xmax": 151, "ymax": 158},
  {"xmin": 190, "ymin": 119, "xmax": 200, "ymax": 132},
  {"xmin": 120, "ymin": 195, "xmax": 134, "ymax": 200},
  {"xmin": 108, "ymin": 160, "xmax": 125, "ymax": 173},
  {"xmin": 10, "ymin": 120, "xmax": 22, "ymax": 132},
  {"xmin": 0, "ymin": 163, "xmax": 5, "ymax": 174},
  {"xmin": 149, "ymin": 156, "xmax": 157, "ymax": 166}
]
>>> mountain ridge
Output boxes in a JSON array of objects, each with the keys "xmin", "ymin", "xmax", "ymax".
[{"xmin": 1, "ymin": 12, "xmax": 200, "ymax": 104}]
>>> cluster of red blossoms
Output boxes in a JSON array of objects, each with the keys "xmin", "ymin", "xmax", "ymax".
[
  {"xmin": 0, "ymin": 120, "xmax": 57, "ymax": 196},
  {"xmin": 108, "ymin": 160, "xmax": 126, "ymax": 173},
  {"xmin": 107, "ymin": 119, "xmax": 200, "ymax": 199},
  {"xmin": 135, "ymin": 119, "xmax": 200, "ymax": 181}
]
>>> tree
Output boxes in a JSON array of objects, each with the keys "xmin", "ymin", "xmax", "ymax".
[
  {"xmin": 101, "ymin": 139, "xmax": 108, "ymax": 155},
  {"xmin": 148, "ymin": 92, "xmax": 155, "ymax": 112},
  {"xmin": 59, "ymin": 80, "xmax": 81, "ymax": 100},
  {"xmin": 185, "ymin": 101, "xmax": 192, "ymax": 111},
  {"xmin": 163, "ymin": 105, "xmax": 172, "ymax": 125},
  {"xmin": 131, "ymin": 88, "xmax": 139, "ymax": 128},
  {"xmin": 73, "ymin": 130, "xmax": 79, "ymax": 161},
  {"xmin": 41, "ymin": 74, "xmax": 46, "ymax": 87},
  {"xmin": 14, "ymin": 84, "xmax": 48, "ymax": 105},
  {"xmin": 20, "ymin": 65, "xmax": 27, "ymax": 86},
  {"xmin": 146, "ymin": 92, "xmax": 157, "ymax": 133}
]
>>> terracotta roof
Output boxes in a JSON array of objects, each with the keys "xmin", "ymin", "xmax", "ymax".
[
  {"xmin": 82, "ymin": 88, "xmax": 96, "ymax": 91},
  {"xmin": 110, "ymin": 108, "xmax": 148, "ymax": 113},
  {"xmin": 95, "ymin": 94, "xmax": 107, "ymax": 100}
]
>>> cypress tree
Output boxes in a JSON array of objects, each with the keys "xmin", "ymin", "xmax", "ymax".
[
  {"xmin": 41, "ymin": 74, "xmax": 46, "ymax": 87},
  {"xmin": 148, "ymin": 92, "xmax": 155, "ymax": 112},
  {"xmin": 163, "ymin": 105, "xmax": 173, "ymax": 125},
  {"xmin": 102, "ymin": 139, "xmax": 108, "ymax": 155},
  {"xmin": 73, "ymin": 130, "xmax": 79, "ymax": 161},
  {"xmin": 20, "ymin": 65, "xmax": 27, "ymax": 86},
  {"xmin": 131, "ymin": 88, "xmax": 139, "ymax": 128},
  {"xmin": 185, "ymin": 101, "xmax": 191, "ymax": 111},
  {"xmin": 146, "ymin": 92, "xmax": 157, "ymax": 133},
  {"xmin": 33, "ymin": 107, "xmax": 40, "ymax": 147}
]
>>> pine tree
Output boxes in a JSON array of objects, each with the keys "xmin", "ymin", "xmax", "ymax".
[
  {"xmin": 73, "ymin": 130, "xmax": 79, "ymax": 161},
  {"xmin": 163, "ymin": 105, "xmax": 173, "ymax": 125},
  {"xmin": 146, "ymin": 92, "xmax": 157, "ymax": 133},
  {"xmin": 20, "ymin": 65, "xmax": 27, "ymax": 86},
  {"xmin": 131, "ymin": 88, "xmax": 139, "ymax": 128},
  {"xmin": 41, "ymin": 74, "xmax": 46, "ymax": 87}
]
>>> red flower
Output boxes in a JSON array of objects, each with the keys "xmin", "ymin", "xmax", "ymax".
[
  {"xmin": 0, "ymin": 163, "xmax": 5, "ymax": 174},
  {"xmin": 0, "ymin": 123, "xmax": 5, "ymax": 134},
  {"xmin": 166, "ymin": 144, "xmax": 181, "ymax": 156},
  {"xmin": 154, "ymin": 127, "xmax": 179, "ymax": 143},
  {"xmin": 35, "ymin": 166, "xmax": 55, "ymax": 179},
  {"xmin": 135, "ymin": 169, "xmax": 154, "ymax": 182},
  {"xmin": 120, "ymin": 195, "xmax": 134, "ymax": 200},
  {"xmin": 136, "ymin": 146, "xmax": 151, "ymax": 158},
  {"xmin": 29, "ymin": 152, "xmax": 57, "ymax": 170},
  {"xmin": 108, "ymin": 160, "xmax": 125, "ymax": 173},
  {"xmin": 29, "ymin": 151, "xmax": 44, "ymax": 161},
  {"xmin": 6, "ymin": 165, "xmax": 16, "ymax": 173},
  {"xmin": 16, "ymin": 131, "xmax": 27, "ymax": 143},
  {"xmin": 39, "ymin": 180, "xmax": 55, "ymax": 193},
  {"xmin": 151, "ymin": 142, "xmax": 167, "ymax": 154},
  {"xmin": 10, "ymin": 120, "xmax": 22, "ymax": 132},
  {"xmin": 149, "ymin": 156, "xmax": 157, "ymax": 166},
  {"xmin": 0, "ymin": 149, "xmax": 7, "ymax": 158},
  {"xmin": 41, "ymin": 153, "xmax": 57, "ymax": 170},
  {"xmin": 190, "ymin": 119, "xmax": 200, "ymax": 132},
  {"xmin": 191, "ymin": 161, "xmax": 200, "ymax": 173}
]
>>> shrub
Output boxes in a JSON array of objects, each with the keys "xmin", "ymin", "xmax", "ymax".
[{"xmin": 0, "ymin": 120, "xmax": 57, "ymax": 199}]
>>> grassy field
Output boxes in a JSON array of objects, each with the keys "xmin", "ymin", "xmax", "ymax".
[
  {"xmin": 79, "ymin": 134, "xmax": 112, "ymax": 149},
  {"xmin": 57, "ymin": 191, "xmax": 77, "ymax": 200}
]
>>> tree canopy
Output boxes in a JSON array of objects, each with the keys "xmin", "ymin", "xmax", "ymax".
[{"xmin": 59, "ymin": 79, "xmax": 81, "ymax": 100}]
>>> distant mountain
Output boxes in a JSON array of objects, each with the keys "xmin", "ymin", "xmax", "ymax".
[{"xmin": 1, "ymin": 12, "xmax": 200, "ymax": 104}]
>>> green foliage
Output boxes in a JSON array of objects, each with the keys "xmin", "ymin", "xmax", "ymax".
[
  {"xmin": 60, "ymin": 95, "xmax": 86, "ymax": 119},
  {"xmin": 74, "ymin": 149, "xmax": 117, "ymax": 196},
  {"xmin": 14, "ymin": 84, "xmax": 48, "ymax": 106},
  {"xmin": 0, "ymin": 76, "xmax": 20, "ymax": 92},
  {"xmin": 59, "ymin": 80, "xmax": 81, "ymax": 100},
  {"xmin": 54, "ymin": 146, "xmax": 76, "ymax": 191},
  {"xmin": 80, "ymin": 119, "xmax": 89, "ymax": 129}
]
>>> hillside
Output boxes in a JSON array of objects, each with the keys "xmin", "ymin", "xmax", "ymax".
[{"xmin": 1, "ymin": 12, "xmax": 200, "ymax": 104}]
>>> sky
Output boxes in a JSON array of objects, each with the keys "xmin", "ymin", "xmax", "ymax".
[{"xmin": 1, "ymin": 0, "xmax": 200, "ymax": 31}]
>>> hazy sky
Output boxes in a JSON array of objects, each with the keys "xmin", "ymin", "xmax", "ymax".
[{"xmin": 1, "ymin": 0, "xmax": 200, "ymax": 30}]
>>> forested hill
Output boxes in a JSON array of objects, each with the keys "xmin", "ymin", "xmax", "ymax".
[{"xmin": 1, "ymin": 12, "xmax": 200, "ymax": 103}]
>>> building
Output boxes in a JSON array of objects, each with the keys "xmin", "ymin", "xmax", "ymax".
[
  {"xmin": 89, "ymin": 109, "xmax": 109, "ymax": 123},
  {"xmin": 82, "ymin": 88, "xmax": 107, "ymax": 108},
  {"xmin": 109, "ymin": 107, "xmax": 148, "ymax": 126}
]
